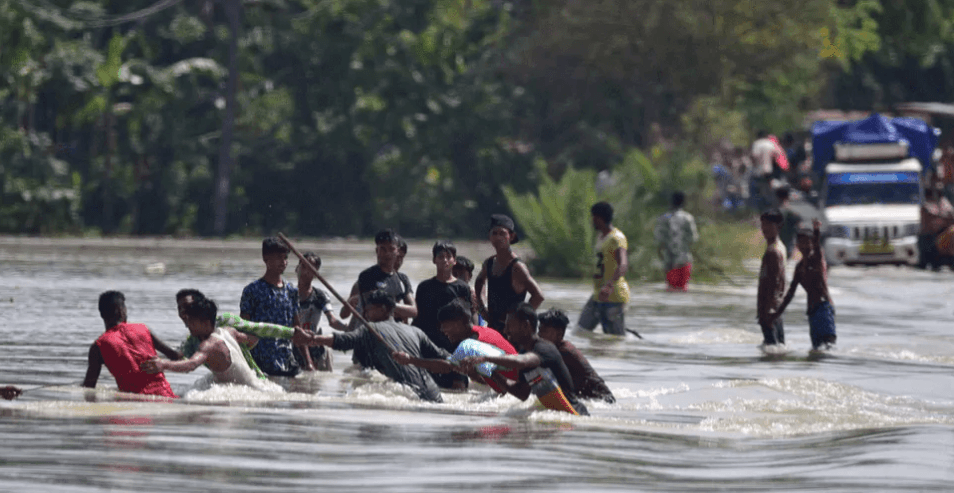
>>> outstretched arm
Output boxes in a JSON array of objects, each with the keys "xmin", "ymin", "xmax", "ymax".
[
  {"xmin": 82, "ymin": 343, "xmax": 104, "ymax": 388},
  {"xmin": 142, "ymin": 346, "xmax": 210, "ymax": 374},
  {"xmin": 151, "ymin": 333, "xmax": 183, "ymax": 361},
  {"xmin": 392, "ymin": 351, "xmax": 456, "ymax": 374},
  {"xmin": 464, "ymin": 352, "xmax": 541, "ymax": 372},
  {"xmin": 772, "ymin": 271, "xmax": 802, "ymax": 326},
  {"xmin": 224, "ymin": 326, "xmax": 258, "ymax": 348}
]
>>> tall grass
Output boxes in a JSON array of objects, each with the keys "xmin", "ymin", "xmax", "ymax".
[
  {"xmin": 503, "ymin": 146, "xmax": 761, "ymax": 283},
  {"xmin": 502, "ymin": 159, "xmax": 597, "ymax": 277}
]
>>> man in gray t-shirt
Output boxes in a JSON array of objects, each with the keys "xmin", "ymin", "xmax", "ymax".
[{"xmin": 308, "ymin": 290, "xmax": 448, "ymax": 402}]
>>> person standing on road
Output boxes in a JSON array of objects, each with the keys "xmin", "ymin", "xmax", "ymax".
[
  {"xmin": 751, "ymin": 131, "xmax": 780, "ymax": 211},
  {"xmin": 578, "ymin": 202, "xmax": 630, "ymax": 335},
  {"xmin": 654, "ymin": 191, "xmax": 699, "ymax": 292}
]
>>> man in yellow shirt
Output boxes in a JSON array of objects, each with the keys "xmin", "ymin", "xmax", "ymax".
[{"xmin": 577, "ymin": 202, "xmax": 630, "ymax": 336}]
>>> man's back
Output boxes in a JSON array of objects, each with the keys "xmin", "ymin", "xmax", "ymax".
[
  {"xmin": 332, "ymin": 319, "xmax": 448, "ymax": 402},
  {"xmin": 97, "ymin": 322, "xmax": 176, "ymax": 397},
  {"xmin": 655, "ymin": 209, "xmax": 698, "ymax": 269}
]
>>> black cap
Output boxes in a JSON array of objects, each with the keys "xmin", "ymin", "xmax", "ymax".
[{"xmin": 490, "ymin": 214, "xmax": 519, "ymax": 244}]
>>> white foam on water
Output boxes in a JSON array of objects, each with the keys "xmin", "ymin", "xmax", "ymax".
[
  {"xmin": 693, "ymin": 377, "xmax": 954, "ymax": 437},
  {"xmin": 670, "ymin": 327, "xmax": 762, "ymax": 345},
  {"xmin": 846, "ymin": 345, "xmax": 954, "ymax": 366}
]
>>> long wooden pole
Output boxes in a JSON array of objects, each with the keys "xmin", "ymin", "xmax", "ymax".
[{"xmin": 277, "ymin": 233, "xmax": 398, "ymax": 353}]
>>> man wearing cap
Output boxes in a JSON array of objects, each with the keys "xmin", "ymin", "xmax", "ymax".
[{"xmin": 474, "ymin": 214, "xmax": 545, "ymax": 336}]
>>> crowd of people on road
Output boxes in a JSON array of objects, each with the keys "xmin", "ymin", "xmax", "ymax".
[{"xmin": 711, "ymin": 131, "xmax": 817, "ymax": 214}]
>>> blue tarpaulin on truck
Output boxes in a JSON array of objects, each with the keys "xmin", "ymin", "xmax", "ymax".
[{"xmin": 811, "ymin": 113, "xmax": 940, "ymax": 175}]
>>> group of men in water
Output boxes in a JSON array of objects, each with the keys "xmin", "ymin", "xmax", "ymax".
[
  {"xmin": 0, "ymin": 197, "xmax": 843, "ymax": 407},
  {"xmin": 50, "ymin": 204, "xmax": 638, "ymax": 415}
]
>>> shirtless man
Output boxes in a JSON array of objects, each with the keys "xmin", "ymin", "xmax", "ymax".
[
  {"xmin": 771, "ymin": 218, "xmax": 837, "ymax": 350},
  {"xmin": 474, "ymin": 214, "xmax": 545, "ymax": 336},
  {"xmin": 142, "ymin": 297, "xmax": 269, "ymax": 390},
  {"xmin": 757, "ymin": 210, "xmax": 787, "ymax": 347}
]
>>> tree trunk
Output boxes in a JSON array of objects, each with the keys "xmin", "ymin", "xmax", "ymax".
[{"xmin": 214, "ymin": 0, "xmax": 240, "ymax": 236}]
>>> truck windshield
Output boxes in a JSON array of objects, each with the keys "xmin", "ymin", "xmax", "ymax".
[
  {"xmin": 825, "ymin": 171, "xmax": 921, "ymax": 206},
  {"xmin": 826, "ymin": 184, "xmax": 920, "ymax": 206}
]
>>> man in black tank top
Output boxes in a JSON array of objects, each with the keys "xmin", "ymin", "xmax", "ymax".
[{"xmin": 474, "ymin": 214, "xmax": 545, "ymax": 335}]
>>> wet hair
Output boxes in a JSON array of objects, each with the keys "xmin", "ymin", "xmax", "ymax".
[
  {"xmin": 374, "ymin": 229, "xmax": 400, "ymax": 246},
  {"xmin": 262, "ymin": 236, "xmax": 289, "ymax": 256},
  {"xmin": 775, "ymin": 186, "xmax": 791, "ymax": 201},
  {"xmin": 398, "ymin": 237, "xmax": 408, "ymax": 255},
  {"xmin": 508, "ymin": 302, "xmax": 538, "ymax": 333},
  {"xmin": 364, "ymin": 290, "xmax": 396, "ymax": 311},
  {"xmin": 538, "ymin": 308, "xmax": 570, "ymax": 332},
  {"xmin": 437, "ymin": 298, "xmax": 472, "ymax": 325},
  {"xmin": 184, "ymin": 297, "xmax": 217, "ymax": 324},
  {"xmin": 760, "ymin": 209, "xmax": 784, "ymax": 224},
  {"xmin": 301, "ymin": 251, "xmax": 322, "ymax": 270},
  {"xmin": 671, "ymin": 191, "xmax": 685, "ymax": 208},
  {"xmin": 590, "ymin": 202, "xmax": 614, "ymax": 223},
  {"xmin": 454, "ymin": 256, "xmax": 475, "ymax": 275},
  {"xmin": 432, "ymin": 240, "xmax": 457, "ymax": 259},
  {"xmin": 175, "ymin": 288, "xmax": 205, "ymax": 302},
  {"xmin": 98, "ymin": 291, "xmax": 125, "ymax": 319}
]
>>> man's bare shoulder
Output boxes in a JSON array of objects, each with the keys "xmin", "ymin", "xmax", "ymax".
[{"xmin": 763, "ymin": 243, "xmax": 783, "ymax": 258}]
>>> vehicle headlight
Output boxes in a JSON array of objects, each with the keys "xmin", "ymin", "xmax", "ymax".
[
  {"xmin": 828, "ymin": 224, "xmax": 851, "ymax": 238},
  {"xmin": 903, "ymin": 223, "xmax": 920, "ymax": 237}
]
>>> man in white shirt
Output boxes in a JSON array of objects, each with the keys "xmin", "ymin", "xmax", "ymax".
[{"xmin": 751, "ymin": 130, "xmax": 778, "ymax": 211}]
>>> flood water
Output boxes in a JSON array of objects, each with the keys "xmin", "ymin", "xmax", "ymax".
[{"xmin": 1, "ymin": 236, "xmax": 954, "ymax": 492}]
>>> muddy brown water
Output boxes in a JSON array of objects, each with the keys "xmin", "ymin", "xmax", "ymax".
[{"xmin": 1, "ymin": 236, "xmax": 953, "ymax": 491}]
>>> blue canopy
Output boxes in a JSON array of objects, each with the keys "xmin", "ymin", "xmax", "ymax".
[{"xmin": 811, "ymin": 113, "xmax": 939, "ymax": 175}]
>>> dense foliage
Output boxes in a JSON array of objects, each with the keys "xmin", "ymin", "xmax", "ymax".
[{"xmin": 1, "ymin": 0, "xmax": 951, "ymax": 254}]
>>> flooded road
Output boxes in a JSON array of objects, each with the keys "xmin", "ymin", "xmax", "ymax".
[{"xmin": 1, "ymin": 236, "xmax": 954, "ymax": 491}]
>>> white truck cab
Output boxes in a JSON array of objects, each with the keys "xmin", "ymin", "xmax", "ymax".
[{"xmin": 821, "ymin": 143, "xmax": 923, "ymax": 265}]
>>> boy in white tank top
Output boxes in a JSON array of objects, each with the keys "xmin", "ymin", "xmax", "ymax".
[{"xmin": 142, "ymin": 297, "xmax": 273, "ymax": 391}]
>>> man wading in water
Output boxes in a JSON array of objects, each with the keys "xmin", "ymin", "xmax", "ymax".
[
  {"xmin": 474, "ymin": 214, "xmax": 545, "ymax": 337},
  {"xmin": 757, "ymin": 210, "xmax": 787, "ymax": 348},
  {"xmin": 770, "ymin": 218, "xmax": 837, "ymax": 350}
]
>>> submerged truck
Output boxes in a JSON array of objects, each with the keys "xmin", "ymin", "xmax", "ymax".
[{"xmin": 811, "ymin": 114, "xmax": 940, "ymax": 266}]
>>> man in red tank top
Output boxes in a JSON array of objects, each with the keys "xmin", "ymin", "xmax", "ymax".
[{"xmin": 83, "ymin": 291, "xmax": 180, "ymax": 398}]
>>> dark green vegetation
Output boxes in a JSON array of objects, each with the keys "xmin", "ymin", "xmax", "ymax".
[{"xmin": 1, "ymin": 1, "xmax": 950, "ymax": 260}]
